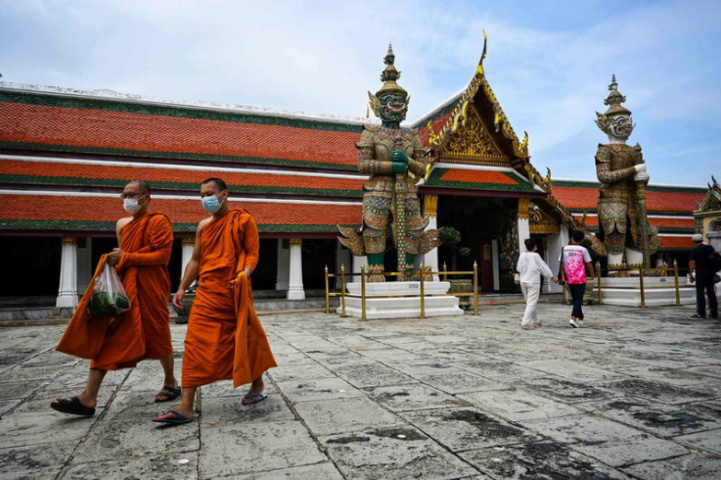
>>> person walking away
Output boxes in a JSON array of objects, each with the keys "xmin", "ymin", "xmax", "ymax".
[
  {"xmin": 516, "ymin": 238, "xmax": 558, "ymax": 330},
  {"xmin": 154, "ymin": 177, "xmax": 277, "ymax": 425},
  {"xmin": 688, "ymin": 233, "xmax": 719, "ymax": 319},
  {"xmin": 560, "ymin": 231, "xmax": 594, "ymax": 328},
  {"xmin": 52, "ymin": 180, "xmax": 178, "ymax": 416}
]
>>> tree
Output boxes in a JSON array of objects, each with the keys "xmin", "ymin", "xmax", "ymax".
[{"xmin": 439, "ymin": 227, "xmax": 468, "ymax": 271}]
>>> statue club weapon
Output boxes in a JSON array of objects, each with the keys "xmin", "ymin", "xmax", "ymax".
[
  {"xmin": 634, "ymin": 145, "xmax": 651, "ymax": 268},
  {"xmin": 392, "ymin": 137, "xmax": 409, "ymax": 276}
]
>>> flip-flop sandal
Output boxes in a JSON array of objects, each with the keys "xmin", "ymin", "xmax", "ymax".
[
  {"xmin": 152, "ymin": 409, "xmax": 194, "ymax": 425},
  {"xmin": 242, "ymin": 393, "xmax": 268, "ymax": 406},
  {"xmin": 155, "ymin": 386, "xmax": 181, "ymax": 403},
  {"xmin": 50, "ymin": 396, "xmax": 96, "ymax": 416}
]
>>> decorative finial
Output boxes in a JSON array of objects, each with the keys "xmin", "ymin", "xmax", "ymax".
[
  {"xmin": 385, "ymin": 44, "xmax": 395, "ymax": 66},
  {"xmin": 609, "ymin": 74, "xmax": 618, "ymax": 91},
  {"xmin": 476, "ymin": 30, "xmax": 488, "ymax": 74}
]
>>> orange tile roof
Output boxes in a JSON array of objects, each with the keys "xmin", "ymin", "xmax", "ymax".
[
  {"xmin": 554, "ymin": 185, "xmax": 704, "ymax": 213},
  {"xmin": 0, "ymin": 195, "xmax": 361, "ymax": 231},
  {"xmin": 441, "ymin": 169, "xmax": 517, "ymax": 185},
  {"xmin": 574, "ymin": 215, "xmax": 695, "ymax": 229},
  {"xmin": 0, "ymin": 159, "xmax": 365, "ymax": 194},
  {"xmin": 659, "ymin": 236, "xmax": 695, "ymax": 249},
  {"xmin": 0, "ymin": 101, "xmax": 361, "ymax": 168}
]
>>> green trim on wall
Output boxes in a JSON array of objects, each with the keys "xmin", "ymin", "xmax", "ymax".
[
  {"xmin": 552, "ymin": 179, "xmax": 706, "ymax": 194},
  {"xmin": 0, "ymin": 141, "xmax": 357, "ymax": 171},
  {"xmin": 0, "ymin": 91, "xmax": 365, "ymax": 133},
  {"xmin": 0, "ymin": 218, "xmax": 355, "ymax": 233},
  {"xmin": 0, "ymin": 174, "xmax": 364, "ymax": 197}
]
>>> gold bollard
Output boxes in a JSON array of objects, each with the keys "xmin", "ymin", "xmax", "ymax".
[
  {"xmin": 596, "ymin": 261, "xmax": 603, "ymax": 305},
  {"xmin": 442, "ymin": 262, "xmax": 448, "ymax": 282},
  {"xmin": 360, "ymin": 264, "xmax": 367, "ymax": 322},
  {"xmin": 473, "ymin": 261, "xmax": 479, "ymax": 316},
  {"xmin": 673, "ymin": 259, "xmax": 681, "ymax": 306},
  {"xmin": 639, "ymin": 266, "xmax": 646, "ymax": 308},
  {"xmin": 340, "ymin": 264, "xmax": 347, "ymax": 317},
  {"xmin": 324, "ymin": 265, "xmax": 330, "ymax": 314},
  {"xmin": 419, "ymin": 263, "xmax": 426, "ymax": 319}
]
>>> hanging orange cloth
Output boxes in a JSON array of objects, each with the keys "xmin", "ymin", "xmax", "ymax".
[
  {"xmin": 57, "ymin": 212, "xmax": 174, "ymax": 370},
  {"xmin": 181, "ymin": 208, "xmax": 276, "ymax": 388}
]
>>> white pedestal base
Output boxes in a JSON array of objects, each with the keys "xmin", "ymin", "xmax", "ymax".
[
  {"xmin": 338, "ymin": 281, "xmax": 464, "ymax": 319},
  {"xmin": 600, "ymin": 276, "xmax": 704, "ymax": 307}
]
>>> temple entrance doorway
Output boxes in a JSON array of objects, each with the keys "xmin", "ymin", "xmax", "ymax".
[{"xmin": 436, "ymin": 195, "xmax": 518, "ymax": 292}]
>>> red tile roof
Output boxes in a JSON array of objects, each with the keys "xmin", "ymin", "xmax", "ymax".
[
  {"xmin": 0, "ymin": 195, "xmax": 361, "ymax": 232},
  {"xmin": 574, "ymin": 215, "xmax": 695, "ymax": 230},
  {"xmin": 0, "ymin": 101, "xmax": 361, "ymax": 168},
  {"xmin": 659, "ymin": 236, "xmax": 695, "ymax": 249},
  {"xmin": 0, "ymin": 159, "xmax": 365, "ymax": 195},
  {"xmin": 553, "ymin": 185, "xmax": 704, "ymax": 213}
]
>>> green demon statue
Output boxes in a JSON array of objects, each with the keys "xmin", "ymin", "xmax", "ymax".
[
  {"xmin": 338, "ymin": 45, "xmax": 439, "ymax": 281},
  {"xmin": 594, "ymin": 75, "xmax": 658, "ymax": 267}
]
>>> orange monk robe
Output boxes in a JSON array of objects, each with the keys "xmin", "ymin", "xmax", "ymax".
[
  {"xmin": 182, "ymin": 208, "xmax": 277, "ymax": 388},
  {"xmin": 57, "ymin": 212, "xmax": 174, "ymax": 370}
]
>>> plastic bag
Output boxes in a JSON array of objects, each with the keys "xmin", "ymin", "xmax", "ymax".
[{"xmin": 88, "ymin": 263, "xmax": 131, "ymax": 318}]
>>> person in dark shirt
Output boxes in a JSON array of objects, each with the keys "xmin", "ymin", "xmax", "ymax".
[{"xmin": 688, "ymin": 233, "xmax": 718, "ymax": 319}]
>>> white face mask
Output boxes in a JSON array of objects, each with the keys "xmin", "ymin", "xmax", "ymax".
[{"xmin": 123, "ymin": 197, "xmax": 143, "ymax": 213}]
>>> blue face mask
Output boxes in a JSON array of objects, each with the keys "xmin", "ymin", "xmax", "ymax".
[{"xmin": 202, "ymin": 194, "xmax": 223, "ymax": 214}]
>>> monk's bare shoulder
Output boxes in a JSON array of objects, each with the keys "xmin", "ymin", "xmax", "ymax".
[
  {"xmin": 197, "ymin": 216, "xmax": 213, "ymax": 233},
  {"xmin": 116, "ymin": 216, "xmax": 133, "ymax": 233}
]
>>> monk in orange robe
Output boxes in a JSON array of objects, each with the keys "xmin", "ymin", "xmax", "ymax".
[
  {"xmin": 52, "ymin": 180, "xmax": 178, "ymax": 416},
  {"xmin": 155, "ymin": 177, "xmax": 276, "ymax": 425}
]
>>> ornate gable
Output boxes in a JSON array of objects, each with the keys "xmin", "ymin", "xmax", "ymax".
[
  {"xmin": 696, "ymin": 176, "xmax": 721, "ymax": 214},
  {"xmin": 442, "ymin": 106, "xmax": 506, "ymax": 161}
]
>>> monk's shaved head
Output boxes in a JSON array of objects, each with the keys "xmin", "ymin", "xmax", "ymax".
[
  {"xmin": 202, "ymin": 177, "xmax": 228, "ymax": 191},
  {"xmin": 127, "ymin": 180, "xmax": 151, "ymax": 195}
]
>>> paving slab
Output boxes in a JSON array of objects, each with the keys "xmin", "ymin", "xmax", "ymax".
[
  {"xmin": 266, "ymin": 362, "xmax": 334, "ymax": 382},
  {"xmin": 71, "ymin": 419, "xmax": 199, "ymax": 463},
  {"xmin": 519, "ymin": 359, "xmax": 628, "ymax": 382},
  {"xmin": 521, "ymin": 414, "xmax": 689, "ymax": 466},
  {"xmin": 62, "ymin": 452, "xmax": 199, "ymax": 480},
  {"xmin": 275, "ymin": 377, "xmax": 363, "ymax": 403},
  {"xmin": 232, "ymin": 462, "xmax": 344, "ymax": 480},
  {"xmin": 622, "ymin": 453, "xmax": 721, "ymax": 480},
  {"xmin": 0, "ymin": 442, "xmax": 76, "ymax": 478},
  {"xmin": 293, "ymin": 397, "xmax": 402, "ymax": 435},
  {"xmin": 597, "ymin": 378, "xmax": 716, "ymax": 405},
  {"xmin": 579, "ymin": 397, "xmax": 721, "ymax": 437},
  {"xmin": 0, "ymin": 411, "xmax": 97, "ymax": 448},
  {"xmin": 520, "ymin": 376, "xmax": 617, "ymax": 403},
  {"xmin": 412, "ymin": 370, "xmax": 509, "ymax": 394},
  {"xmin": 675, "ymin": 428, "xmax": 721, "ymax": 454},
  {"xmin": 322, "ymin": 426, "xmax": 480, "ymax": 480},
  {"xmin": 333, "ymin": 361, "xmax": 419, "ymax": 388},
  {"xmin": 459, "ymin": 441, "xmax": 633, "ymax": 480},
  {"xmin": 368, "ymin": 383, "xmax": 464, "ymax": 412},
  {"xmin": 199, "ymin": 421, "xmax": 326, "ymax": 478},
  {"xmin": 400, "ymin": 406, "xmax": 539, "ymax": 452},
  {"xmin": 460, "ymin": 388, "xmax": 581, "ymax": 421},
  {"xmin": 200, "ymin": 393, "xmax": 295, "ymax": 425}
]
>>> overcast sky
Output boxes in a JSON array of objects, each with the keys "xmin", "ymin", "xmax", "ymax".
[{"xmin": 1, "ymin": 0, "xmax": 719, "ymax": 186}]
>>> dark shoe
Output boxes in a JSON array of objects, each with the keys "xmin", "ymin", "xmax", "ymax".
[
  {"xmin": 242, "ymin": 392, "xmax": 268, "ymax": 405},
  {"xmin": 691, "ymin": 313, "xmax": 707, "ymax": 319},
  {"xmin": 152, "ymin": 409, "xmax": 193, "ymax": 425},
  {"xmin": 155, "ymin": 386, "xmax": 181, "ymax": 403},
  {"xmin": 50, "ymin": 396, "xmax": 96, "ymax": 416},
  {"xmin": 711, "ymin": 314, "xmax": 719, "ymax": 319}
]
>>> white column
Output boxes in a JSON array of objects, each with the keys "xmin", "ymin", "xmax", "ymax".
[
  {"xmin": 287, "ymin": 238, "xmax": 305, "ymax": 300},
  {"xmin": 180, "ymin": 237, "xmax": 195, "ymax": 288},
  {"xmin": 56, "ymin": 237, "xmax": 79, "ymax": 308},
  {"xmin": 275, "ymin": 239, "xmax": 290, "ymax": 290},
  {"xmin": 546, "ymin": 224, "xmax": 569, "ymax": 293},
  {"xmin": 76, "ymin": 237, "xmax": 92, "ymax": 295},
  {"xmin": 352, "ymin": 254, "xmax": 367, "ymax": 282},
  {"xmin": 422, "ymin": 195, "xmax": 440, "ymax": 280},
  {"xmin": 335, "ymin": 242, "xmax": 351, "ymax": 289},
  {"xmin": 517, "ymin": 198, "xmax": 531, "ymax": 257},
  {"xmin": 491, "ymin": 239, "xmax": 500, "ymax": 291}
]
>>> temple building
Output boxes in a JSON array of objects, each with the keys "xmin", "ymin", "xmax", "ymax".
[{"xmin": 0, "ymin": 51, "xmax": 706, "ymax": 309}]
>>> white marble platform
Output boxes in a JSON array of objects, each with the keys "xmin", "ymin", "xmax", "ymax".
[
  {"xmin": 599, "ymin": 276, "xmax": 718, "ymax": 307},
  {"xmin": 338, "ymin": 281, "xmax": 464, "ymax": 319}
]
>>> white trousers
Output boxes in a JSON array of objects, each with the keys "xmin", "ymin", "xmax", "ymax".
[{"xmin": 521, "ymin": 282, "xmax": 541, "ymax": 326}]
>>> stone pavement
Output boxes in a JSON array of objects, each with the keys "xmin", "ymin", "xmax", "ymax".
[{"xmin": 1, "ymin": 303, "xmax": 721, "ymax": 479}]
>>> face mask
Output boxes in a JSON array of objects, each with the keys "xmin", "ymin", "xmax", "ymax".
[
  {"xmin": 202, "ymin": 194, "xmax": 223, "ymax": 214},
  {"xmin": 123, "ymin": 197, "xmax": 142, "ymax": 214}
]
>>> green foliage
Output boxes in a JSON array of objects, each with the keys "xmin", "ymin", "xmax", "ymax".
[
  {"xmin": 89, "ymin": 290, "xmax": 130, "ymax": 318},
  {"xmin": 439, "ymin": 227, "xmax": 461, "ymax": 246},
  {"xmin": 459, "ymin": 247, "xmax": 471, "ymax": 257}
]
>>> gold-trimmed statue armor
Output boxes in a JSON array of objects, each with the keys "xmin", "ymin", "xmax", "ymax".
[
  {"xmin": 338, "ymin": 45, "xmax": 439, "ymax": 281},
  {"xmin": 594, "ymin": 75, "xmax": 658, "ymax": 267}
]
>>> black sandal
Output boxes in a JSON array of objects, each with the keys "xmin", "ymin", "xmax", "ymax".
[
  {"xmin": 155, "ymin": 386, "xmax": 181, "ymax": 403},
  {"xmin": 50, "ymin": 396, "xmax": 96, "ymax": 416}
]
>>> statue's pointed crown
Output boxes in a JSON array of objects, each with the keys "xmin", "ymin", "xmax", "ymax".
[
  {"xmin": 375, "ymin": 44, "xmax": 408, "ymax": 98},
  {"xmin": 602, "ymin": 74, "xmax": 632, "ymax": 116}
]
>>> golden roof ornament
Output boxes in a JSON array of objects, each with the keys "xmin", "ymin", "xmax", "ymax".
[{"xmin": 603, "ymin": 74, "xmax": 631, "ymax": 116}]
